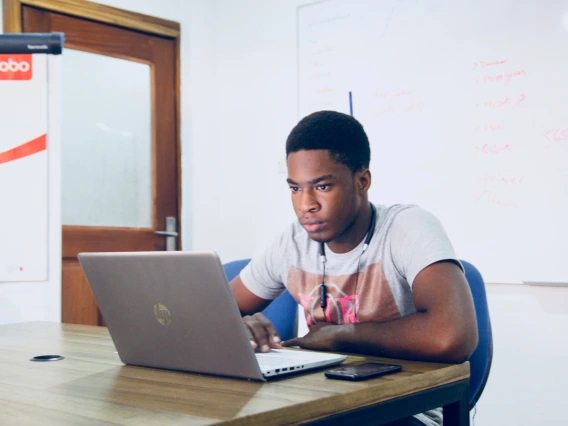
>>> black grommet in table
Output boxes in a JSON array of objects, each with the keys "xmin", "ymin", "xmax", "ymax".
[{"xmin": 30, "ymin": 355, "xmax": 65, "ymax": 362}]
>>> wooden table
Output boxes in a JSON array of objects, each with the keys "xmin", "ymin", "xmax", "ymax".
[{"xmin": 0, "ymin": 322, "xmax": 470, "ymax": 425}]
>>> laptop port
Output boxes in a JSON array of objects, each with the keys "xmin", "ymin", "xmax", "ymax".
[
  {"xmin": 275, "ymin": 369, "xmax": 280, "ymax": 373},
  {"xmin": 283, "ymin": 368, "xmax": 288, "ymax": 371},
  {"xmin": 290, "ymin": 367, "xmax": 295, "ymax": 370}
]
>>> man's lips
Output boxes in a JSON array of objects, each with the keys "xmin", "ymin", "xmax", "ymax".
[{"xmin": 301, "ymin": 220, "xmax": 325, "ymax": 233}]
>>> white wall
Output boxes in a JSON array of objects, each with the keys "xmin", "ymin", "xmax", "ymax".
[
  {"xmin": 188, "ymin": 0, "xmax": 307, "ymax": 261},
  {"xmin": 476, "ymin": 284, "xmax": 568, "ymax": 425}
]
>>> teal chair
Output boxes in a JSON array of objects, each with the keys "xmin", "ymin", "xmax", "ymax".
[{"xmin": 223, "ymin": 259, "xmax": 298, "ymax": 341}]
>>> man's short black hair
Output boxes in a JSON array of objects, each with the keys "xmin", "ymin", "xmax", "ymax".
[{"xmin": 286, "ymin": 110, "xmax": 371, "ymax": 173}]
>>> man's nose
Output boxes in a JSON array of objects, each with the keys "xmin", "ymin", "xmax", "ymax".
[{"xmin": 299, "ymin": 188, "xmax": 319, "ymax": 213}]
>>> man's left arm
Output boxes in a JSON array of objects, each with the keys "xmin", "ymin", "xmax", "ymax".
[{"xmin": 283, "ymin": 260, "xmax": 479, "ymax": 363}]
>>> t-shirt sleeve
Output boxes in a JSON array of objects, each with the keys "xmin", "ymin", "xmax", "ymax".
[
  {"xmin": 389, "ymin": 207, "xmax": 463, "ymax": 287},
  {"xmin": 239, "ymin": 232, "xmax": 287, "ymax": 300}
]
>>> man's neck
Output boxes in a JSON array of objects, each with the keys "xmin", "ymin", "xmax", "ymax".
[{"xmin": 326, "ymin": 202, "xmax": 373, "ymax": 254}]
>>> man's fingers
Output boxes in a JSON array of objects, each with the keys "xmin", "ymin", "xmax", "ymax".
[
  {"xmin": 253, "ymin": 313, "xmax": 282, "ymax": 347},
  {"xmin": 243, "ymin": 321, "xmax": 258, "ymax": 349},
  {"xmin": 243, "ymin": 315, "xmax": 267, "ymax": 351},
  {"xmin": 243, "ymin": 314, "xmax": 274, "ymax": 352},
  {"xmin": 281, "ymin": 337, "xmax": 301, "ymax": 347},
  {"xmin": 253, "ymin": 313, "xmax": 281, "ymax": 346}
]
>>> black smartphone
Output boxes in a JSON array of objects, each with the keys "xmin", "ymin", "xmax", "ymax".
[{"xmin": 324, "ymin": 362, "xmax": 402, "ymax": 381}]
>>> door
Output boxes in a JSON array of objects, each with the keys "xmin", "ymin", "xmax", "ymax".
[{"xmin": 18, "ymin": 4, "xmax": 180, "ymax": 325}]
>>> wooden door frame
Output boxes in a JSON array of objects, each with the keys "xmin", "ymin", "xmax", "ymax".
[
  {"xmin": 3, "ymin": 0, "xmax": 180, "ymax": 36},
  {"xmin": 3, "ymin": 0, "xmax": 183, "ymax": 248}
]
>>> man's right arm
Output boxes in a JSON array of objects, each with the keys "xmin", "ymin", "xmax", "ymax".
[
  {"xmin": 230, "ymin": 275, "xmax": 282, "ymax": 352},
  {"xmin": 230, "ymin": 275, "xmax": 271, "ymax": 315}
]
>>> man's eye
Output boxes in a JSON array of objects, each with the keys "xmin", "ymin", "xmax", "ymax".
[
  {"xmin": 289, "ymin": 186, "xmax": 299, "ymax": 192},
  {"xmin": 317, "ymin": 184, "xmax": 329, "ymax": 190}
]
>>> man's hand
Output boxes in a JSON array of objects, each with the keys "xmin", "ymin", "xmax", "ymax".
[
  {"xmin": 230, "ymin": 275, "xmax": 282, "ymax": 353},
  {"xmin": 243, "ymin": 313, "xmax": 283, "ymax": 353},
  {"xmin": 282, "ymin": 322, "xmax": 342, "ymax": 352}
]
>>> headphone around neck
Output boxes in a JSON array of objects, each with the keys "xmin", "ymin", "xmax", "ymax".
[{"xmin": 318, "ymin": 203, "xmax": 377, "ymax": 314}]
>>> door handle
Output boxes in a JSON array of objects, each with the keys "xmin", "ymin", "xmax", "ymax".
[
  {"xmin": 154, "ymin": 216, "xmax": 178, "ymax": 251},
  {"xmin": 154, "ymin": 231, "xmax": 178, "ymax": 237}
]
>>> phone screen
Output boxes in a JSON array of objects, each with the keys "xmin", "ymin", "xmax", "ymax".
[{"xmin": 325, "ymin": 362, "xmax": 402, "ymax": 381}]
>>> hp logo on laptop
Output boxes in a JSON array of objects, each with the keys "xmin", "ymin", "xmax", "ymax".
[{"xmin": 153, "ymin": 303, "xmax": 172, "ymax": 326}]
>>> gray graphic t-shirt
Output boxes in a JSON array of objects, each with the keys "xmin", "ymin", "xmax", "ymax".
[
  {"xmin": 241, "ymin": 204, "xmax": 461, "ymax": 326},
  {"xmin": 240, "ymin": 204, "xmax": 461, "ymax": 426}
]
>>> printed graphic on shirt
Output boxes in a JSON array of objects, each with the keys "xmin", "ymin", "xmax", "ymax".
[{"xmin": 287, "ymin": 262, "xmax": 402, "ymax": 326}]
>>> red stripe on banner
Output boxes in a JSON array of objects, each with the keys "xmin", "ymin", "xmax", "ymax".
[{"xmin": 0, "ymin": 134, "xmax": 47, "ymax": 165}]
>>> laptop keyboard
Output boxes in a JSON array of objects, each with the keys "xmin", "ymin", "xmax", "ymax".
[
  {"xmin": 256, "ymin": 354, "xmax": 304, "ymax": 369},
  {"xmin": 255, "ymin": 349, "xmax": 325, "ymax": 369}
]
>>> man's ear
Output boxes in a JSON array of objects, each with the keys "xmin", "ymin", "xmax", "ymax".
[{"xmin": 356, "ymin": 169, "xmax": 372, "ymax": 194}]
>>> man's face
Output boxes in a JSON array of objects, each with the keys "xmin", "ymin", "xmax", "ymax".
[{"xmin": 287, "ymin": 149, "xmax": 367, "ymax": 245}]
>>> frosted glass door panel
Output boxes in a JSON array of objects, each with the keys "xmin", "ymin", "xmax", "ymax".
[{"xmin": 61, "ymin": 49, "xmax": 152, "ymax": 228}]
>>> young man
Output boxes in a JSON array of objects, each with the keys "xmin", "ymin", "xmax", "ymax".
[{"xmin": 229, "ymin": 111, "xmax": 478, "ymax": 425}]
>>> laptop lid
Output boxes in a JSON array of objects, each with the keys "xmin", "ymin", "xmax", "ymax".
[{"xmin": 79, "ymin": 251, "xmax": 266, "ymax": 381}]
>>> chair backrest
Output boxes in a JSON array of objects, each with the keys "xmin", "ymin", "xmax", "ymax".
[
  {"xmin": 461, "ymin": 259, "xmax": 493, "ymax": 409},
  {"xmin": 223, "ymin": 259, "xmax": 298, "ymax": 341}
]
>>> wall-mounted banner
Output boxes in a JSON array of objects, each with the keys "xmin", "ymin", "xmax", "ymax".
[{"xmin": 0, "ymin": 33, "xmax": 63, "ymax": 282}]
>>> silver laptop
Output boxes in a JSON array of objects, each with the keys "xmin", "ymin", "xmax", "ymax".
[{"xmin": 78, "ymin": 251, "xmax": 346, "ymax": 381}]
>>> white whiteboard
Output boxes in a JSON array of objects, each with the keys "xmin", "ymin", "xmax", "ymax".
[{"xmin": 298, "ymin": 0, "xmax": 568, "ymax": 283}]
